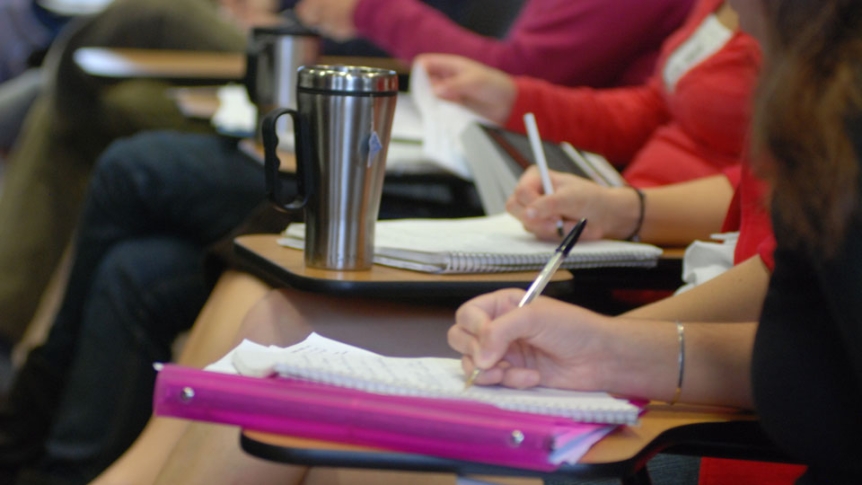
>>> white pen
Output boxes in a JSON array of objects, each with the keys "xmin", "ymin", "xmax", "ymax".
[
  {"xmin": 463, "ymin": 219, "xmax": 587, "ymax": 390},
  {"xmin": 523, "ymin": 112, "xmax": 565, "ymax": 238}
]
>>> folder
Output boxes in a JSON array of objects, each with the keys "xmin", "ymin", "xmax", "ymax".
[{"xmin": 154, "ymin": 364, "xmax": 619, "ymax": 471}]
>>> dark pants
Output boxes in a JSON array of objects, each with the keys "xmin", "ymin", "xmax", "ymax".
[
  {"xmin": 16, "ymin": 132, "xmax": 265, "ymax": 484},
  {"xmin": 0, "ymin": 0, "xmax": 246, "ymax": 344}
]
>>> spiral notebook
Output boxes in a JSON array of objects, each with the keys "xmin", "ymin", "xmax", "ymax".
[
  {"xmin": 221, "ymin": 335, "xmax": 642, "ymax": 425},
  {"xmin": 277, "ymin": 213, "xmax": 662, "ymax": 274}
]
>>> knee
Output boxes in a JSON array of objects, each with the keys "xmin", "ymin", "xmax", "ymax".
[
  {"xmin": 90, "ymin": 131, "xmax": 201, "ymax": 203},
  {"xmin": 96, "ymin": 130, "xmax": 185, "ymax": 172},
  {"xmin": 93, "ymin": 237, "xmax": 207, "ymax": 307},
  {"xmin": 91, "ymin": 132, "xmax": 165, "ymax": 196},
  {"xmin": 88, "ymin": 238, "xmax": 209, "ymax": 348}
]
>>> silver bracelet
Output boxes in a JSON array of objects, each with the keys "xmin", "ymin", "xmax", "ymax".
[{"xmin": 670, "ymin": 321, "xmax": 685, "ymax": 405}]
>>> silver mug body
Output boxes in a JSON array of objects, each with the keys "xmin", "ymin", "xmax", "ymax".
[
  {"xmin": 262, "ymin": 65, "xmax": 399, "ymax": 270},
  {"xmin": 246, "ymin": 24, "xmax": 320, "ymax": 138}
]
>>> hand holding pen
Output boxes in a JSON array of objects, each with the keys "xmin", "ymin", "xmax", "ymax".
[{"xmin": 462, "ymin": 219, "xmax": 587, "ymax": 390}]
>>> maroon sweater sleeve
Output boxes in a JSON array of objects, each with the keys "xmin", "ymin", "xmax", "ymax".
[{"xmin": 353, "ymin": 0, "xmax": 694, "ymax": 87}]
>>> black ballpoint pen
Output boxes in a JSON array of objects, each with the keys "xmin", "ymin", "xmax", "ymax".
[
  {"xmin": 517, "ymin": 218, "xmax": 587, "ymax": 306},
  {"xmin": 464, "ymin": 218, "xmax": 587, "ymax": 390}
]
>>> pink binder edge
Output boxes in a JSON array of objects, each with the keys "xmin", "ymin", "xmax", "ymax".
[{"xmin": 153, "ymin": 364, "xmax": 621, "ymax": 471}]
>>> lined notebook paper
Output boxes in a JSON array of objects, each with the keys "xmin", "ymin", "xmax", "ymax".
[
  {"xmin": 277, "ymin": 213, "xmax": 662, "ymax": 274},
  {"xmin": 221, "ymin": 335, "xmax": 641, "ymax": 425}
]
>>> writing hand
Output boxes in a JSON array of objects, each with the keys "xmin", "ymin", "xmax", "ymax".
[
  {"xmin": 448, "ymin": 289, "xmax": 614, "ymax": 390},
  {"xmin": 507, "ymin": 166, "xmax": 642, "ymax": 241}
]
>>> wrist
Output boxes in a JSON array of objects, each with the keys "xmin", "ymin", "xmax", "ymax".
[
  {"xmin": 605, "ymin": 186, "xmax": 645, "ymax": 240},
  {"xmin": 490, "ymin": 76, "xmax": 517, "ymax": 125},
  {"xmin": 502, "ymin": 77, "xmax": 532, "ymax": 128},
  {"xmin": 600, "ymin": 320, "xmax": 682, "ymax": 402}
]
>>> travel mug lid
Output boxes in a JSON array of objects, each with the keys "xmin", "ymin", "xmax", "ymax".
[{"xmin": 297, "ymin": 65, "xmax": 399, "ymax": 94}]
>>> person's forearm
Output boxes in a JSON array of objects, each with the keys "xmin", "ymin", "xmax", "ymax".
[
  {"xmin": 605, "ymin": 255, "xmax": 770, "ymax": 409},
  {"xmin": 602, "ymin": 175, "xmax": 735, "ymax": 246},
  {"xmin": 506, "ymin": 78, "xmax": 667, "ymax": 163},
  {"xmin": 603, "ymin": 318, "xmax": 756, "ymax": 409},
  {"xmin": 624, "ymin": 256, "xmax": 770, "ymax": 322},
  {"xmin": 354, "ymin": 0, "xmax": 498, "ymax": 65},
  {"xmin": 354, "ymin": 0, "xmax": 672, "ymax": 88},
  {"xmin": 640, "ymin": 175, "xmax": 734, "ymax": 245}
]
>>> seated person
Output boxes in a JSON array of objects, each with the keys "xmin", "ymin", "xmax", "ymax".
[
  {"xmin": 405, "ymin": 0, "xmax": 758, "ymax": 246},
  {"xmin": 0, "ymin": 0, "xmax": 249, "ymax": 348},
  {"xmin": 420, "ymin": 0, "xmax": 760, "ymax": 189},
  {"xmin": 450, "ymin": 0, "xmax": 862, "ymax": 470}
]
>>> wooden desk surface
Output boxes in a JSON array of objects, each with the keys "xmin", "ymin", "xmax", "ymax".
[
  {"xmin": 241, "ymin": 404, "xmax": 761, "ymax": 480},
  {"xmin": 234, "ymin": 234, "xmax": 574, "ymax": 299},
  {"xmin": 234, "ymin": 234, "xmax": 685, "ymax": 299},
  {"xmin": 74, "ymin": 47, "xmax": 410, "ymax": 81}
]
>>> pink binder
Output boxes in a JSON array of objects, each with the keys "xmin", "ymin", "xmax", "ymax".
[{"xmin": 153, "ymin": 364, "xmax": 615, "ymax": 471}]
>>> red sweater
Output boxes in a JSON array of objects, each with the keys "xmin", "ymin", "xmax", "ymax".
[
  {"xmin": 503, "ymin": 0, "xmax": 761, "ymax": 188},
  {"xmin": 721, "ymin": 165, "xmax": 775, "ymax": 268}
]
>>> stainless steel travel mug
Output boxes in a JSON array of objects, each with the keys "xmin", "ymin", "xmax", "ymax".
[
  {"xmin": 262, "ymin": 65, "xmax": 399, "ymax": 270},
  {"xmin": 245, "ymin": 21, "xmax": 320, "ymax": 139}
]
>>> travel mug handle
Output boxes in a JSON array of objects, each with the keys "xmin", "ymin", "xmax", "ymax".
[{"xmin": 262, "ymin": 107, "xmax": 310, "ymax": 212}]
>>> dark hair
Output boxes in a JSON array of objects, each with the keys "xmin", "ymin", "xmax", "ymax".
[{"xmin": 752, "ymin": 0, "xmax": 862, "ymax": 256}]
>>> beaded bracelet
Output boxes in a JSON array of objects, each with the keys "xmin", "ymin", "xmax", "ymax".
[
  {"xmin": 670, "ymin": 321, "xmax": 686, "ymax": 405},
  {"xmin": 624, "ymin": 187, "xmax": 646, "ymax": 242}
]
